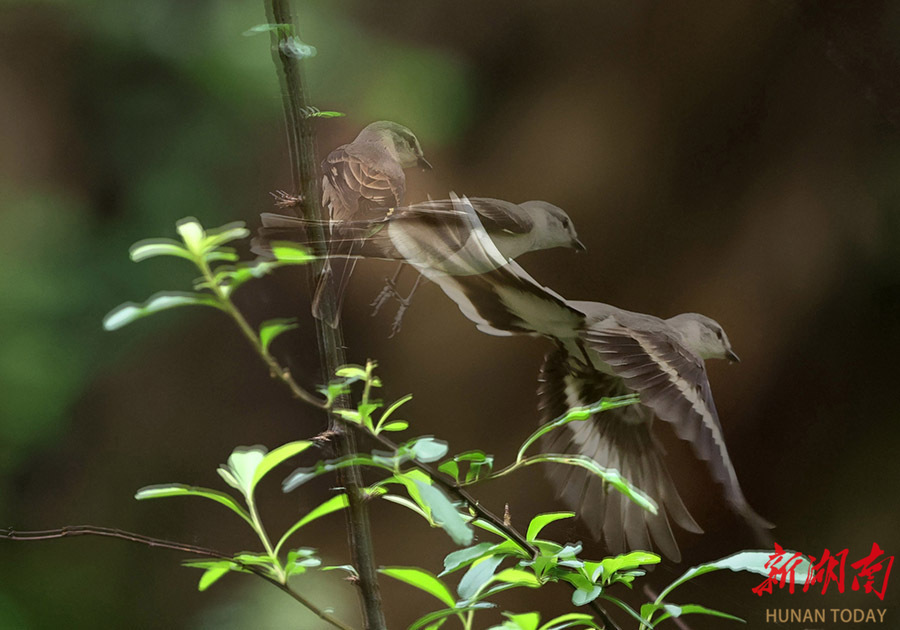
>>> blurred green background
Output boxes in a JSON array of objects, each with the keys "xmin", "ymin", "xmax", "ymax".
[{"xmin": 1, "ymin": 1, "xmax": 899, "ymax": 627}]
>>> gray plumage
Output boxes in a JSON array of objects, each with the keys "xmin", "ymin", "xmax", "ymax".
[
  {"xmin": 315, "ymin": 121, "xmax": 430, "ymax": 327},
  {"xmin": 397, "ymin": 228, "xmax": 771, "ymax": 559}
]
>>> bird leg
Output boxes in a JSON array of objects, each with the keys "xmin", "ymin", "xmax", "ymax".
[
  {"xmin": 370, "ymin": 264, "xmax": 405, "ymax": 316},
  {"xmin": 388, "ymin": 273, "xmax": 424, "ymax": 338}
]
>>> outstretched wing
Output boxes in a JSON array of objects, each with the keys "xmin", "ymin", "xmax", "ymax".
[
  {"xmin": 538, "ymin": 349, "xmax": 702, "ymax": 561},
  {"xmin": 582, "ymin": 325, "xmax": 773, "ymax": 539}
]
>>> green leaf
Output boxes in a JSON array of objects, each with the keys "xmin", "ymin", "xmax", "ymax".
[
  {"xmin": 135, "ymin": 484, "xmax": 252, "ymax": 526},
  {"xmin": 655, "ymin": 550, "xmax": 811, "ymax": 605},
  {"xmin": 458, "ymin": 554, "xmax": 504, "ymax": 601},
  {"xmin": 243, "ymin": 23, "xmax": 291, "ymax": 36},
  {"xmin": 517, "ymin": 395, "xmax": 640, "ymax": 461},
  {"xmin": 129, "ymin": 238, "xmax": 193, "ymax": 262},
  {"xmin": 217, "ymin": 445, "xmax": 269, "ymax": 500},
  {"xmin": 285, "ymin": 548, "xmax": 322, "ymax": 576},
  {"xmin": 252, "ymin": 441, "xmax": 313, "ymax": 491},
  {"xmin": 441, "ymin": 542, "xmax": 495, "ymax": 576},
  {"xmin": 271, "ymin": 242, "xmax": 315, "ymax": 263},
  {"xmin": 176, "ymin": 217, "xmax": 206, "ymax": 255},
  {"xmin": 494, "ymin": 568, "xmax": 541, "ymax": 588},
  {"xmin": 496, "ymin": 611, "xmax": 540, "ymax": 630},
  {"xmin": 103, "ymin": 292, "xmax": 223, "ymax": 331},
  {"xmin": 571, "ymin": 586, "xmax": 602, "ymax": 607},
  {"xmin": 196, "ymin": 562, "xmax": 235, "ymax": 591},
  {"xmin": 335, "ymin": 364, "xmax": 367, "ymax": 379},
  {"xmin": 276, "ymin": 494, "xmax": 350, "ymax": 556},
  {"xmin": 413, "ymin": 480, "xmax": 473, "ymax": 546},
  {"xmin": 409, "ymin": 437, "xmax": 449, "ymax": 463},
  {"xmin": 438, "ymin": 460, "xmax": 459, "ymax": 481},
  {"xmin": 380, "ymin": 420, "xmax": 409, "ymax": 432},
  {"xmin": 380, "ymin": 567, "xmax": 455, "ymax": 608},
  {"xmin": 538, "ymin": 612, "xmax": 599, "ymax": 630},
  {"xmin": 409, "ymin": 603, "xmax": 495, "ymax": 630},
  {"xmin": 203, "ymin": 221, "xmax": 250, "ymax": 249},
  {"xmin": 259, "ymin": 318, "xmax": 299, "ymax": 354},
  {"xmin": 526, "ymin": 512, "xmax": 575, "ymax": 542},
  {"xmin": 203, "ymin": 248, "xmax": 239, "ymax": 263},
  {"xmin": 378, "ymin": 394, "xmax": 412, "ymax": 426}
]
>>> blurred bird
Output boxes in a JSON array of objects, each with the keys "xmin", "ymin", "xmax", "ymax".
[
  {"xmin": 391, "ymin": 210, "xmax": 771, "ymax": 560},
  {"xmin": 255, "ymin": 194, "xmax": 585, "ymax": 334},
  {"xmin": 314, "ymin": 120, "xmax": 431, "ymax": 327}
]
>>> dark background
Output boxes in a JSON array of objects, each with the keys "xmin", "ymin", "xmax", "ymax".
[{"xmin": 1, "ymin": 1, "xmax": 898, "ymax": 628}]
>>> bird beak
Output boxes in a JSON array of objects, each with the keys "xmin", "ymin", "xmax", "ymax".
[
  {"xmin": 573, "ymin": 238, "xmax": 587, "ymax": 252},
  {"xmin": 726, "ymin": 349, "xmax": 741, "ymax": 363},
  {"xmin": 418, "ymin": 157, "xmax": 433, "ymax": 171}
]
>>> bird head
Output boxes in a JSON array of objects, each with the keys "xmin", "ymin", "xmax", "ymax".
[
  {"xmin": 520, "ymin": 201, "xmax": 586, "ymax": 252},
  {"xmin": 666, "ymin": 313, "xmax": 740, "ymax": 362},
  {"xmin": 356, "ymin": 121, "xmax": 432, "ymax": 170}
]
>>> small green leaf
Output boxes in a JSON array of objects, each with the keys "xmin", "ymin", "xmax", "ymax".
[
  {"xmin": 129, "ymin": 238, "xmax": 193, "ymax": 262},
  {"xmin": 438, "ymin": 460, "xmax": 459, "ymax": 481},
  {"xmin": 135, "ymin": 484, "xmax": 252, "ymax": 526},
  {"xmin": 277, "ymin": 493, "xmax": 349, "ymax": 555},
  {"xmin": 413, "ymin": 480, "xmax": 473, "ymax": 546},
  {"xmin": 103, "ymin": 292, "xmax": 223, "ymax": 330},
  {"xmin": 252, "ymin": 441, "xmax": 313, "ymax": 490},
  {"xmin": 494, "ymin": 568, "xmax": 541, "ymax": 588},
  {"xmin": 538, "ymin": 612, "xmax": 599, "ymax": 630},
  {"xmin": 380, "ymin": 420, "xmax": 409, "ymax": 432},
  {"xmin": 498, "ymin": 611, "xmax": 540, "ymax": 630},
  {"xmin": 526, "ymin": 512, "xmax": 575, "ymax": 542},
  {"xmin": 198, "ymin": 563, "xmax": 233, "ymax": 591},
  {"xmin": 571, "ymin": 586, "xmax": 602, "ymax": 607},
  {"xmin": 176, "ymin": 217, "xmax": 206, "ymax": 255},
  {"xmin": 271, "ymin": 242, "xmax": 315, "ymax": 263},
  {"xmin": 381, "ymin": 494, "xmax": 434, "ymax": 524},
  {"xmin": 408, "ymin": 437, "xmax": 449, "ymax": 463},
  {"xmin": 380, "ymin": 567, "xmax": 455, "ymax": 608},
  {"xmin": 203, "ymin": 221, "xmax": 250, "ymax": 249},
  {"xmin": 218, "ymin": 446, "xmax": 268, "ymax": 500},
  {"xmin": 335, "ymin": 365, "xmax": 368, "ymax": 379},
  {"xmin": 259, "ymin": 318, "xmax": 299, "ymax": 354},
  {"xmin": 243, "ymin": 23, "xmax": 291, "ymax": 36}
]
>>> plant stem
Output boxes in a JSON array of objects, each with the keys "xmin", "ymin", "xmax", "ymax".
[
  {"xmin": 1, "ymin": 527, "xmax": 354, "ymax": 630},
  {"xmin": 263, "ymin": 1, "xmax": 386, "ymax": 627}
]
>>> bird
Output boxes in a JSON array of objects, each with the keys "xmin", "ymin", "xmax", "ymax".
[
  {"xmin": 314, "ymin": 121, "xmax": 431, "ymax": 327},
  {"xmin": 387, "ymin": 212, "xmax": 772, "ymax": 560},
  {"xmin": 254, "ymin": 194, "xmax": 586, "ymax": 334}
]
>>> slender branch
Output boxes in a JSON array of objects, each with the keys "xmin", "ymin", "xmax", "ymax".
[
  {"xmin": 263, "ymin": 1, "xmax": 386, "ymax": 627},
  {"xmin": 1, "ymin": 527, "xmax": 354, "ymax": 630}
]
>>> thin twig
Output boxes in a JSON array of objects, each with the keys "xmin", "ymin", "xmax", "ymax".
[
  {"xmin": 1, "ymin": 527, "xmax": 354, "ymax": 630},
  {"xmin": 263, "ymin": 1, "xmax": 386, "ymax": 627}
]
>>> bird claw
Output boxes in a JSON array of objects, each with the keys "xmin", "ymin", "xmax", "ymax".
[
  {"xmin": 370, "ymin": 277, "xmax": 401, "ymax": 316},
  {"xmin": 271, "ymin": 190, "xmax": 304, "ymax": 209},
  {"xmin": 388, "ymin": 299, "xmax": 411, "ymax": 338}
]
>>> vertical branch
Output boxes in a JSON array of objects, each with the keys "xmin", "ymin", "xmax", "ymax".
[{"xmin": 263, "ymin": 2, "xmax": 387, "ymax": 628}]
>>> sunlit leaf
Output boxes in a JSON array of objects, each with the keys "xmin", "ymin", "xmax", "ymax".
[
  {"xmin": 538, "ymin": 612, "xmax": 599, "ymax": 630},
  {"xmin": 493, "ymin": 568, "xmax": 541, "ymax": 588},
  {"xmin": 334, "ymin": 365, "xmax": 368, "ymax": 380},
  {"xmin": 571, "ymin": 586, "xmax": 602, "ymax": 607},
  {"xmin": 441, "ymin": 542, "xmax": 495, "ymax": 576},
  {"xmin": 413, "ymin": 480, "xmax": 473, "ymax": 546},
  {"xmin": 129, "ymin": 238, "xmax": 193, "ymax": 262},
  {"xmin": 271, "ymin": 242, "xmax": 315, "ymax": 263},
  {"xmin": 259, "ymin": 318, "xmax": 300, "ymax": 354},
  {"xmin": 196, "ymin": 562, "xmax": 235, "ymax": 591},
  {"xmin": 526, "ymin": 512, "xmax": 575, "ymax": 542},
  {"xmin": 134, "ymin": 484, "xmax": 252, "ymax": 525},
  {"xmin": 380, "ymin": 567, "xmax": 456, "ymax": 608},
  {"xmin": 218, "ymin": 445, "xmax": 268, "ymax": 500},
  {"xmin": 103, "ymin": 292, "xmax": 223, "ymax": 331},
  {"xmin": 438, "ymin": 460, "xmax": 459, "ymax": 481},
  {"xmin": 380, "ymin": 421, "xmax": 409, "ymax": 432},
  {"xmin": 176, "ymin": 217, "xmax": 206, "ymax": 255},
  {"xmin": 203, "ymin": 221, "xmax": 250, "ymax": 249},
  {"xmin": 252, "ymin": 441, "xmax": 313, "ymax": 490},
  {"xmin": 381, "ymin": 494, "xmax": 434, "ymax": 524}
]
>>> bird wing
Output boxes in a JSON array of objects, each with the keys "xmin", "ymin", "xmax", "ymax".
[
  {"xmin": 582, "ymin": 325, "xmax": 773, "ymax": 536},
  {"xmin": 322, "ymin": 143, "xmax": 405, "ymax": 220},
  {"xmin": 538, "ymin": 348, "xmax": 702, "ymax": 561},
  {"xmin": 405, "ymin": 197, "xmax": 534, "ymax": 234}
]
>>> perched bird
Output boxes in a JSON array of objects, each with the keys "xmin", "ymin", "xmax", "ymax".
[
  {"xmin": 315, "ymin": 121, "xmax": 431, "ymax": 327},
  {"xmin": 254, "ymin": 194, "xmax": 585, "ymax": 334},
  {"xmin": 390, "ymin": 212, "xmax": 771, "ymax": 560}
]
